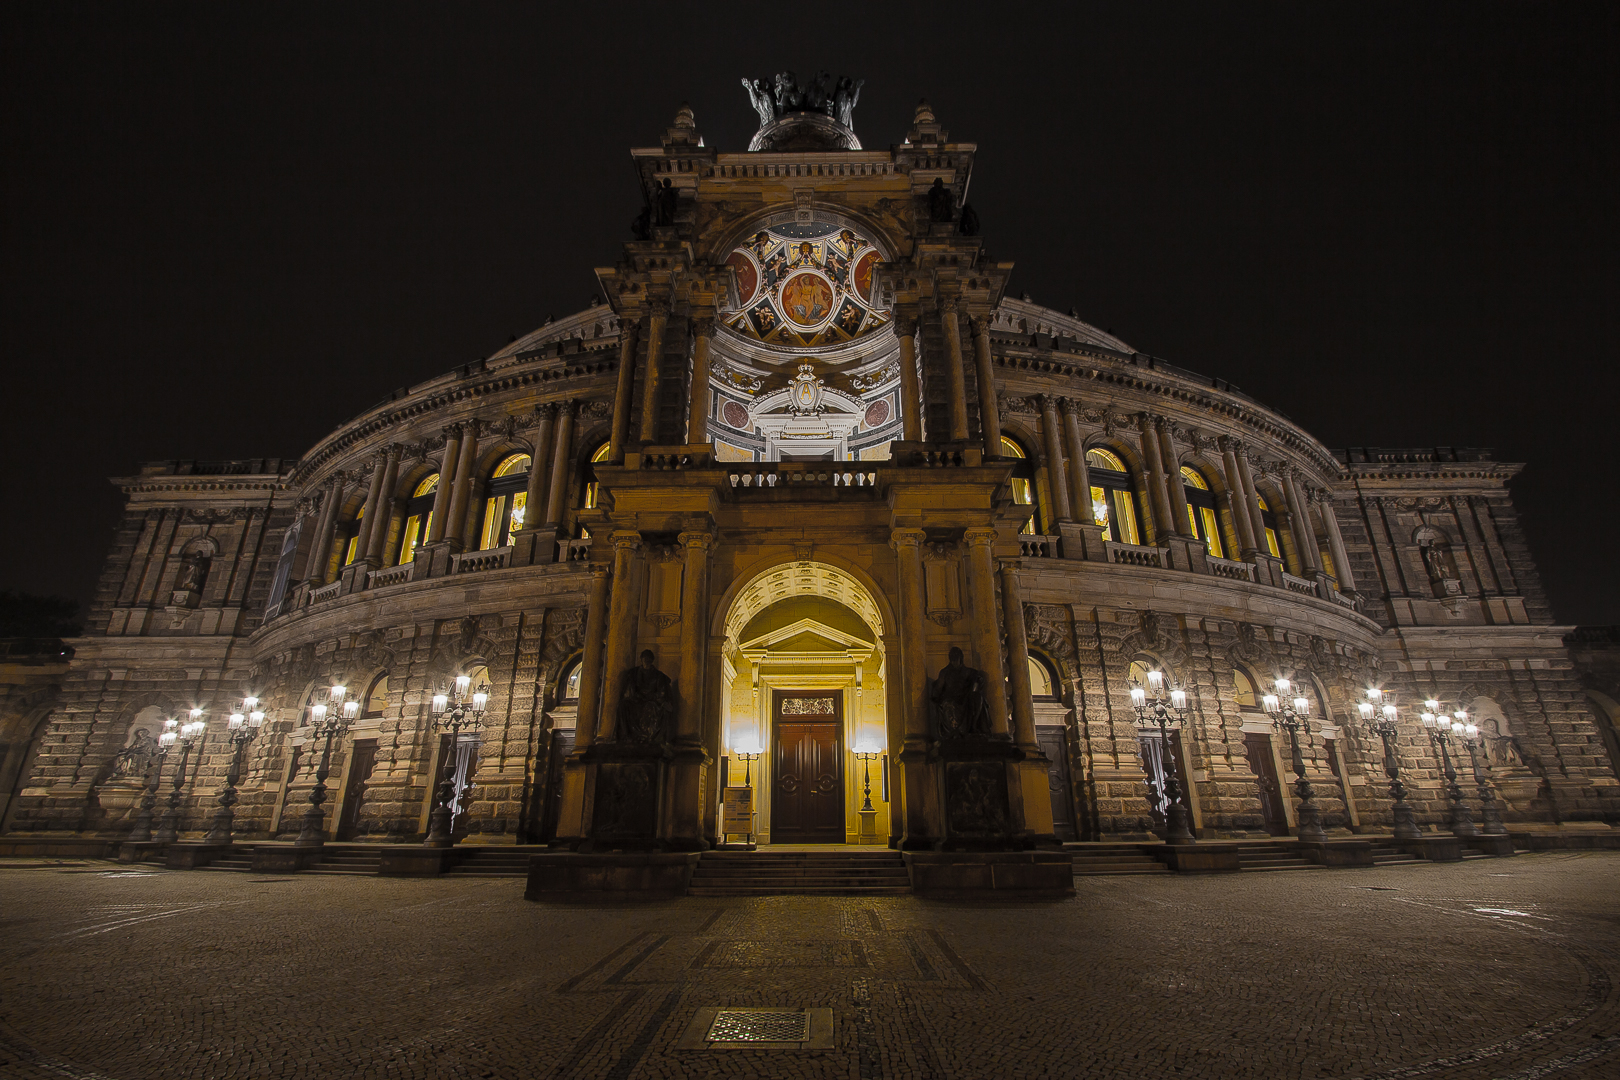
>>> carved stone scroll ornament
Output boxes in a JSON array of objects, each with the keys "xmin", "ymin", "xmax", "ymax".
[{"xmin": 1024, "ymin": 604, "xmax": 1076, "ymax": 669}]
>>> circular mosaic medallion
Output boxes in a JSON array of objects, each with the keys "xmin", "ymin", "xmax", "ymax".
[
  {"xmin": 780, "ymin": 271, "xmax": 836, "ymax": 327},
  {"xmin": 853, "ymin": 250, "xmax": 880, "ymax": 304},
  {"xmin": 722, "ymin": 400, "xmax": 750, "ymax": 428},
  {"xmin": 863, "ymin": 399, "xmax": 890, "ymax": 427}
]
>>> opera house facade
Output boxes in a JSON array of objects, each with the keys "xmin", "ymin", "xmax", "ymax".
[{"xmin": 3, "ymin": 82, "xmax": 1616, "ymax": 887}]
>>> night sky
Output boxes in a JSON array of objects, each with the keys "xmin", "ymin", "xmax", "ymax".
[{"xmin": 2, "ymin": 3, "xmax": 1615, "ymax": 624}]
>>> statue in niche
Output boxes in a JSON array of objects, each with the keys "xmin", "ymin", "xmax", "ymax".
[
  {"xmin": 927, "ymin": 178, "xmax": 954, "ymax": 223},
  {"xmin": 107, "ymin": 729, "xmax": 158, "ymax": 781},
  {"xmin": 654, "ymin": 179, "xmax": 679, "ymax": 227},
  {"xmin": 929, "ymin": 647, "xmax": 992, "ymax": 738},
  {"xmin": 175, "ymin": 552, "xmax": 208, "ymax": 593},
  {"xmin": 618, "ymin": 650, "xmax": 675, "ymax": 745},
  {"xmin": 1421, "ymin": 541, "xmax": 1463, "ymax": 597}
]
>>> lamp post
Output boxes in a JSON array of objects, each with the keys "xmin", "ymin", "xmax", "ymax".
[
  {"xmin": 1357, "ymin": 688, "xmax": 1420, "ymax": 840},
  {"xmin": 127, "ymin": 718, "xmax": 179, "ymax": 843},
  {"xmin": 1454, "ymin": 706, "xmax": 1507, "ymax": 836},
  {"xmin": 425, "ymin": 675, "xmax": 488, "ymax": 847},
  {"xmin": 732, "ymin": 741, "xmax": 763, "ymax": 849},
  {"xmin": 203, "ymin": 697, "xmax": 265, "ymax": 846},
  {"xmin": 1420, "ymin": 699, "xmax": 1478, "ymax": 838},
  {"xmin": 1262, "ymin": 678, "xmax": 1327, "ymax": 843},
  {"xmin": 1130, "ymin": 669, "xmax": 1195, "ymax": 843},
  {"xmin": 853, "ymin": 742, "xmax": 882, "ymax": 813},
  {"xmin": 295, "ymin": 684, "xmax": 359, "ymax": 848},
  {"xmin": 153, "ymin": 710, "xmax": 207, "ymax": 843}
]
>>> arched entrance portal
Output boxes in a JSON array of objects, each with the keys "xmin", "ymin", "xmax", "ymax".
[{"xmin": 719, "ymin": 561, "xmax": 889, "ymax": 845}]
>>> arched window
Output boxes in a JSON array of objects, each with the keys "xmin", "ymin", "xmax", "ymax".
[
  {"xmin": 479, "ymin": 454, "xmax": 531, "ymax": 551},
  {"xmin": 558, "ymin": 656, "xmax": 583, "ymax": 702},
  {"xmin": 362, "ymin": 674, "xmax": 389, "ymax": 719},
  {"xmin": 396, "ymin": 474, "xmax": 438, "ymax": 565},
  {"xmin": 1001, "ymin": 436, "xmax": 1037, "ymax": 534},
  {"xmin": 1233, "ymin": 668, "xmax": 1259, "ymax": 710},
  {"xmin": 342, "ymin": 506, "xmax": 365, "ymax": 567},
  {"xmin": 1086, "ymin": 448, "xmax": 1141, "ymax": 546},
  {"xmin": 1180, "ymin": 466, "xmax": 1225, "ymax": 559},
  {"xmin": 1028, "ymin": 655, "xmax": 1059, "ymax": 701},
  {"xmin": 1256, "ymin": 494, "xmax": 1282, "ymax": 558},
  {"xmin": 582, "ymin": 442, "xmax": 612, "ymax": 511}
]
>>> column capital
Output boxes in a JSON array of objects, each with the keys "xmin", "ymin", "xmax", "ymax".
[
  {"xmin": 609, "ymin": 530, "xmax": 642, "ymax": 553},
  {"xmin": 588, "ymin": 561, "xmax": 611, "ymax": 581},
  {"xmin": 677, "ymin": 529, "xmax": 715, "ymax": 551},
  {"xmin": 690, "ymin": 315, "xmax": 716, "ymax": 338},
  {"xmin": 533, "ymin": 401, "xmax": 558, "ymax": 419},
  {"xmin": 962, "ymin": 526, "xmax": 997, "ymax": 548},
  {"xmin": 1059, "ymin": 396, "xmax": 1083, "ymax": 418},
  {"xmin": 937, "ymin": 293, "xmax": 960, "ymax": 315},
  {"xmin": 893, "ymin": 306, "xmax": 920, "ymax": 337},
  {"xmin": 1218, "ymin": 434, "xmax": 1242, "ymax": 453},
  {"xmin": 889, "ymin": 527, "xmax": 926, "ymax": 552},
  {"xmin": 645, "ymin": 300, "xmax": 670, "ymax": 319}
]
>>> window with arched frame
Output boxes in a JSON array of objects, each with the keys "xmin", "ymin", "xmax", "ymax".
[
  {"xmin": 1000, "ymin": 436, "xmax": 1038, "ymax": 534},
  {"xmin": 582, "ymin": 442, "xmax": 612, "ymax": 511},
  {"xmin": 1086, "ymin": 448, "xmax": 1141, "ymax": 546},
  {"xmin": 1028, "ymin": 654, "xmax": 1059, "ymax": 701},
  {"xmin": 1233, "ymin": 667, "xmax": 1260, "ymax": 710},
  {"xmin": 396, "ymin": 474, "xmax": 438, "ymax": 565},
  {"xmin": 1180, "ymin": 466, "xmax": 1225, "ymax": 559},
  {"xmin": 1256, "ymin": 494, "xmax": 1283, "ymax": 558},
  {"xmin": 341, "ymin": 506, "xmax": 365, "ymax": 567},
  {"xmin": 479, "ymin": 454, "xmax": 532, "ymax": 551},
  {"xmin": 362, "ymin": 674, "xmax": 389, "ymax": 719},
  {"xmin": 558, "ymin": 656, "xmax": 583, "ymax": 703}
]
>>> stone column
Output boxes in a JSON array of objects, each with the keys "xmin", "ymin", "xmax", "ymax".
[
  {"xmin": 669, "ymin": 528, "xmax": 714, "ymax": 849},
  {"xmin": 608, "ymin": 320, "xmax": 640, "ymax": 462},
  {"xmin": 1000, "ymin": 563, "xmax": 1038, "ymax": 751},
  {"xmin": 637, "ymin": 305, "xmax": 668, "ymax": 445},
  {"xmin": 1219, "ymin": 437, "xmax": 1258, "ymax": 555},
  {"xmin": 523, "ymin": 404, "xmax": 556, "ymax": 528},
  {"xmin": 971, "ymin": 314, "xmax": 1000, "ymax": 457},
  {"xmin": 1233, "ymin": 445, "xmax": 1268, "ymax": 554},
  {"xmin": 443, "ymin": 421, "xmax": 480, "ymax": 549},
  {"xmin": 426, "ymin": 427, "xmax": 460, "ymax": 544},
  {"xmin": 1138, "ymin": 415, "xmax": 1175, "ymax": 544},
  {"xmin": 941, "ymin": 298, "xmax": 970, "ymax": 442},
  {"xmin": 595, "ymin": 531, "xmax": 643, "ymax": 743},
  {"xmin": 962, "ymin": 528, "xmax": 1010, "ymax": 738},
  {"xmin": 1318, "ymin": 491, "xmax": 1358, "ymax": 595},
  {"xmin": 543, "ymin": 402, "xmax": 575, "ymax": 530},
  {"xmin": 573, "ymin": 564, "xmax": 611, "ymax": 752},
  {"xmin": 1158, "ymin": 423, "xmax": 1194, "ymax": 537},
  {"xmin": 890, "ymin": 527, "xmax": 938, "ymax": 848},
  {"xmin": 687, "ymin": 317, "xmax": 714, "ymax": 446},
  {"xmin": 353, "ymin": 453, "xmax": 388, "ymax": 563},
  {"xmin": 1038, "ymin": 395, "xmax": 1072, "ymax": 522},
  {"xmin": 1283, "ymin": 471, "xmax": 1321, "ymax": 576},
  {"xmin": 363, "ymin": 444, "xmax": 402, "ymax": 565},
  {"xmin": 305, "ymin": 478, "xmax": 342, "ymax": 586},
  {"xmin": 896, "ymin": 311, "xmax": 923, "ymax": 442},
  {"xmin": 1061, "ymin": 400, "xmax": 1095, "ymax": 525}
]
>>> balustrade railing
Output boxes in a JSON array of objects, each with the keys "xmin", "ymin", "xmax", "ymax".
[
  {"xmin": 559, "ymin": 537, "xmax": 593, "ymax": 561},
  {"xmin": 451, "ymin": 546, "xmax": 512, "ymax": 575},
  {"xmin": 307, "ymin": 580, "xmax": 341, "ymax": 606},
  {"xmin": 727, "ymin": 470, "xmax": 878, "ymax": 489},
  {"xmin": 1206, "ymin": 555, "xmax": 1256, "ymax": 582},
  {"xmin": 1104, "ymin": 541, "xmax": 1167, "ymax": 568},
  {"xmin": 1281, "ymin": 571, "xmax": 1317, "ymax": 596},
  {"xmin": 639, "ymin": 446, "xmax": 713, "ymax": 470},
  {"xmin": 1019, "ymin": 534, "xmax": 1060, "ymax": 558},
  {"xmin": 368, "ymin": 562, "xmax": 414, "ymax": 588}
]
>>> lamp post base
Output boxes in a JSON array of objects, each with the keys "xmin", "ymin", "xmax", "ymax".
[
  {"xmin": 202, "ymin": 806, "xmax": 234, "ymax": 847},
  {"xmin": 1293, "ymin": 778, "xmax": 1327, "ymax": 844}
]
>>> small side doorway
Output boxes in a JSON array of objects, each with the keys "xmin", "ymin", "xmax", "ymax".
[
  {"xmin": 539, "ymin": 729, "xmax": 574, "ymax": 842},
  {"xmin": 771, "ymin": 691, "xmax": 844, "ymax": 844},
  {"xmin": 336, "ymin": 739, "xmax": 378, "ymax": 840},
  {"xmin": 1243, "ymin": 732, "xmax": 1290, "ymax": 836},
  {"xmin": 1037, "ymin": 727, "xmax": 1078, "ymax": 842}
]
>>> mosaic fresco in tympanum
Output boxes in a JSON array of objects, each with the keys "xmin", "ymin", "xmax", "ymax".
[{"xmin": 724, "ymin": 222, "xmax": 888, "ymax": 348}]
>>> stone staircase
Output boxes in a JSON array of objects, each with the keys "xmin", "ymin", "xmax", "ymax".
[
  {"xmin": 443, "ymin": 847, "xmax": 540, "ymax": 877},
  {"xmin": 1068, "ymin": 844, "xmax": 1174, "ymax": 876},
  {"xmin": 195, "ymin": 846, "xmax": 254, "ymax": 872},
  {"xmin": 687, "ymin": 850, "xmax": 912, "ymax": 896},
  {"xmin": 1368, "ymin": 842, "xmax": 1424, "ymax": 867},
  {"xmin": 1235, "ymin": 841, "xmax": 1322, "ymax": 872},
  {"xmin": 302, "ymin": 846, "xmax": 384, "ymax": 875}
]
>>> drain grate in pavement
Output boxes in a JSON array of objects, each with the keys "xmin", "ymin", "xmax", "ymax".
[
  {"xmin": 677, "ymin": 1007, "xmax": 834, "ymax": 1050},
  {"xmin": 709, "ymin": 1010, "xmax": 810, "ymax": 1042}
]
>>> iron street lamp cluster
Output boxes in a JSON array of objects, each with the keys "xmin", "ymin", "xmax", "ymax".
[
  {"xmin": 1420, "ymin": 699, "xmax": 1508, "ymax": 839},
  {"xmin": 1260, "ymin": 678, "xmax": 1327, "ymax": 843},
  {"xmin": 425, "ymin": 675, "xmax": 489, "ymax": 847},
  {"xmin": 152, "ymin": 710, "xmax": 208, "ymax": 843},
  {"xmin": 295, "ymin": 684, "xmax": 360, "ymax": 848},
  {"xmin": 1129, "ymin": 669, "xmax": 1195, "ymax": 843},
  {"xmin": 1356, "ymin": 688, "xmax": 1420, "ymax": 840},
  {"xmin": 202, "ymin": 697, "xmax": 265, "ymax": 845}
]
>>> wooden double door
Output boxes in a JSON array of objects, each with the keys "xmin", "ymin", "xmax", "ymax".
[{"xmin": 771, "ymin": 691, "xmax": 845, "ymax": 844}]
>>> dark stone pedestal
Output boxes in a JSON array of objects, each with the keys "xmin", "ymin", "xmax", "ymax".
[
  {"xmin": 1157, "ymin": 844, "xmax": 1241, "ymax": 873},
  {"xmin": 934, "ymin": 738, "xmax": 1029, "ymax": 850},
  {"xmin": 1401, "ymin": 836, "xmax": 1463, "ymax": 862},
  {"xmin": 1468, "ymin": 835, "xmax": 1516, "ymax": 857},
  {"xmin": 581, "ymin": 744, "xmax": 671, "ymax": 851},
  {"xmin": 1298, "ymin": 840, "xmax": 1374, "ymax": 867},
  {"xmin": 250, "ymin": 846, "xmax": 323, "ymax": 873},
  {"xmin": 164, "ymin": 843, "xmax": 227, "ymax": 869},
  {"xmin": 116, "ymin": 841, "xmax": 165, "ymax": 864},
  {"xmin": 524, "ymin": 852, "xmax": 700, "ymax": 899},
  {"xmin": 903, "ymin": 852, "xmax": 1074, "ymax": 899},
  {"xmin": 378, "ymin": 847, "xmax": 459, "ymax": 876}
]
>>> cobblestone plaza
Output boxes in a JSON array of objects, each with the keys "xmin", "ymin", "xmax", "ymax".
[{"xmin": 1, "ymin": 853, "xmax": 1617, "ymax": 1079}]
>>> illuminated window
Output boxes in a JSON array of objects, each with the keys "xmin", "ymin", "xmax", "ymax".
[
  {"xmin": 343, "ymin": 507, "xmax": 365, "ymax": 566},
  {"xmin": 583, "ymin": 442, "xmax": 612, "ymax": 510},
  {"xmin": 396, "ymin": 473, "xmax": 438, "ymax": 566},
  {"xmin": 1257, "ymin": 495, "xmax": 1282, "ymax": 558},
  {"xmin": 1179, "ymin": 466, "xmax": 1225, "ymax": 559},
  {"xmin": 1086, "ymin": 448, "xmax": 1140, "ymax": 545},
  {"xmin": 479, "ymin": 454, "xmax": 532, "ymax": 551},
  {"xmin": 1233, "ymin": 668, "xmax": 1258, "ymax": 709},
  {"xmin": 560, "ymin": 657, "xmax": 583, "ymax": 702},
  {"xmin": 1028, "ymin": 655, "xmax": 1057, "ymax": 700},
  {"xmin": 363, "ymin": 674, "xmax": 389, "ymax": 718},
  {"xmin": 1001, "ymin": 437, "xmax": 1037, "ymax": 534}
]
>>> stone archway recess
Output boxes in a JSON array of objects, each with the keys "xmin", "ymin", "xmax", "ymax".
[{"xmin": 718, "ymin": 559, "xmax": 891, "ymax": 844}]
